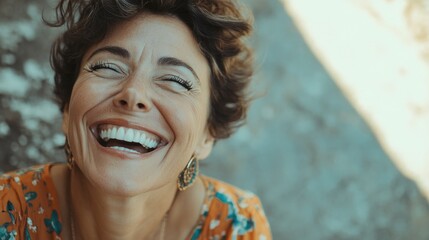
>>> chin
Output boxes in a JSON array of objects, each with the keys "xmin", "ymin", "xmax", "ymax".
[{"xmin": 78, "ymin": 163, "xmax": 170, "ymax": 197}]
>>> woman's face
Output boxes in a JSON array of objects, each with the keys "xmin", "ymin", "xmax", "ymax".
[{"xmin": 62, "ymin": 13, "xmax": 214, "ymax": 196}]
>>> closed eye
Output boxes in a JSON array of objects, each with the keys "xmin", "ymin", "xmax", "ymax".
[
  {"xmin": 84, "ymin": 61, "xmax": 126, "ymax": 78},
  {"xmin": 163, "ymin": 75, "xmax": 193, "ymax": 91}
]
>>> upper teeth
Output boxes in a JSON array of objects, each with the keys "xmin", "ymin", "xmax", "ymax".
[{"xmin": 99, "ymin": 126, "xmax": 159, "ymax": 149}]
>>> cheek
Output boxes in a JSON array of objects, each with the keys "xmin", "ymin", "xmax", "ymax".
[
  {"xmin": 157, "ymin": 93, "xmax": 209, "ymax": 142},
  {"xmin": 65, "ymin": 82, "xmax": 94, "ymax": 163},
  {"xmin": 70, "ymin": 79, "xmax": 106, "ymax": 111},
  {"xmin": 68, "ymin": 79, "xmax": 91, "ymax": 115},
  {"xmin": 68, "ymin": 76, "xmax": 120, "ymax": 123},
  {"xmin": 65, "ymin": 77, "xmax": 115, "ymax": 160}
]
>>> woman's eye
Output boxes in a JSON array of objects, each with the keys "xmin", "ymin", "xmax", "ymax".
[
  {"xmin": 84, "ymin": 61, "xmax": 125, "ymax": 78},
  {"xmin": 163, "ymin": 75, "xmax": 193, "ymax": 91}
]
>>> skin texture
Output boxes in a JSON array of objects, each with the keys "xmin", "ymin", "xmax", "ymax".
[{"xmin": 55, "ymin": 13, "xmax": 215, "ymax": 240}]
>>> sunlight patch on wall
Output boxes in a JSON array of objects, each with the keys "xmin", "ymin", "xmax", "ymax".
[{"xmin": 281, "ymin": 0, "xmax": 429, "ymax": 198}]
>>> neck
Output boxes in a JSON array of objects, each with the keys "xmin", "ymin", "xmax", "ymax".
[{"xmin": 69, "ymin": 168, "xmax": 177, "ymax": 240}]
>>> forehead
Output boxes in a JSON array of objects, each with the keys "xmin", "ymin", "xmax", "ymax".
[
  {"xmin": 107, "ymin": 13, "xmax": 195, "ymax": 48},
  {"xmin": 84, "ymin": 12, "xmax": 209, "ymax": 78}
]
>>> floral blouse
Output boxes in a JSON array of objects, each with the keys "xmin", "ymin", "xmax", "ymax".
[{"xmin": 0, "ymin": 164, "xmax": 272, "ymax": 240}]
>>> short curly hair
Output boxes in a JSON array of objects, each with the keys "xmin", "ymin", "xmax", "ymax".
[{"xmin": 47, "ymin": 0, "xmax": 253, "ymax": 139}]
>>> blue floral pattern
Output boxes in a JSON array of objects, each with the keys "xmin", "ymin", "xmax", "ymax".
[
  {"xmin": 0, "ymin": 165, "xmax": 63, "ymax": 240},
  {"xmin": 1, "ymin": 164, "xmax": 271, "ymax": 239},
  {"xmin": 187, "ymin": 176, "xmax": 272, "ymax": 239}
]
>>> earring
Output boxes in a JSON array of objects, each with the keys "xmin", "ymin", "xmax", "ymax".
[
  {"xmin": 64, "ymin": 138, "xmax": 75, "ymax": 170},
  {"xmin": 177, "ymin": 156, "xmax": 198, "ymax": 191}
]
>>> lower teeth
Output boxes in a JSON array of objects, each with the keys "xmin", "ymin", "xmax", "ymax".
[{"xmin": 110, "ymin": 146, "xmax": 140, "ymax": 154}]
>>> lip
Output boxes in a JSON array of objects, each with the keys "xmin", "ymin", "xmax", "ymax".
[
  {"xmin": 92, "ymin": 138, "xmax": 165, "ymax": 159},
  {"xmin": 89, "ymin": 118, "xmax": 169, "ymax": 159}
]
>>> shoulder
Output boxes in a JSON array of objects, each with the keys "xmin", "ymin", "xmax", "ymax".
[
  {"xmin": 0, "ymin": 164, "xmax": 63, "ymax": 239},
  {"xmin": 203, "ymin": 176, "xmax": 264, "ymax": 215},
  {"xmin": 0, "ymin": 164, "xmax": 50, "ymax": 208},
  {"xmin": 193, "ymin": 175, "xmax": 272, "ymax": 240}
]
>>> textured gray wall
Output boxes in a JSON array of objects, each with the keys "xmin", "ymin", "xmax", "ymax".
[{"xmin": 1, "ymin": 0, "xmax": 429, "ymax": 239}]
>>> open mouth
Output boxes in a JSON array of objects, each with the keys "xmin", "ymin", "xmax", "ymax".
[{"xmin": 94, "ymin": 124, "xmax": 165, "ymax": 154}]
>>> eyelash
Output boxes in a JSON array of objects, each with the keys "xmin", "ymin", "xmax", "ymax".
[
  {"xmin": 86, "ymin": 61, "xmax": 122, "ymax": 73},
  {"xmin": 165, "ymin": 75, "xmax": 193, "ymax": 91}
]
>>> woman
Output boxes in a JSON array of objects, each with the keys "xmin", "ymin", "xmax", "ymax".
[{"xmin": 0, "ymin": 0, "xmax": 271, "ymax": 239}]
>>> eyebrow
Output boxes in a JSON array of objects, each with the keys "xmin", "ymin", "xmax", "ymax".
[
  {"xmin": 158, "ymin": 57, "xmax": 200, "ymax": 82},
  {"xmin": 88, "ymin": 46, "xmax": 130, "ymax": 60}
]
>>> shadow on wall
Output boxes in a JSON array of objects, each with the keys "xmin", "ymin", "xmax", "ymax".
[{"xmin": 0, "ymin": 0, "xmax": 429, "ymax": 239}]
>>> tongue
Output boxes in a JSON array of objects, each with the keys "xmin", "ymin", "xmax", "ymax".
[{"xmin": 105, "ymin": 139, "xmax": 150, "ymax": 154}]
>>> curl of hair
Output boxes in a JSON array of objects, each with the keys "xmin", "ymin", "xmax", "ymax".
[{"xmin": 46, "ymin": 0, "xmax": 253, "ymax": 140}]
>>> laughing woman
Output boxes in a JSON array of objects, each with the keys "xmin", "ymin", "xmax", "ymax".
[{"xmin": 0, "ymin": 0, "xmax": 272, "ymax": 239}]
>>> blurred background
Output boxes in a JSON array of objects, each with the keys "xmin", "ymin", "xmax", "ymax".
[{"xmin": 1, "ymin": 0, "xmax": 429, "ymax": 239}]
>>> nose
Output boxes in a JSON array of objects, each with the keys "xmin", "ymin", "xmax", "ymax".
[{"xmin": 113, "ymin": 83, "xmax": 152, "ymax": 112}]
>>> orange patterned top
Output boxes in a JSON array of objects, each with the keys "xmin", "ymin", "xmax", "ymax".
[{"xmin": 0, "ymin": 164, "xmax": 272, "ymax": 240}]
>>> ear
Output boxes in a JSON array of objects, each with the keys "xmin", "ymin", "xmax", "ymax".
[
  {"xmin": 62, "ymin": 105, "xmax": 70, "ymax": 135},
  {"xmin": 194, "ymin": 128, "xmax": 214, "ymax": 160}
]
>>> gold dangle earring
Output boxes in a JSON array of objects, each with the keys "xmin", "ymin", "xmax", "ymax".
[
  {"xmin": 177, "ymin": 156, "xmax": 198, "ymax": 191},
  {"xmin": 64, "ymin": 138, "xmax": 75, "ymax": 170}
]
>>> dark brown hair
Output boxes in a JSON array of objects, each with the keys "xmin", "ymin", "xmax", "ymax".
[{"xmin": 47, "ymin": 0, "xmax": 253, "ymax": 139}]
